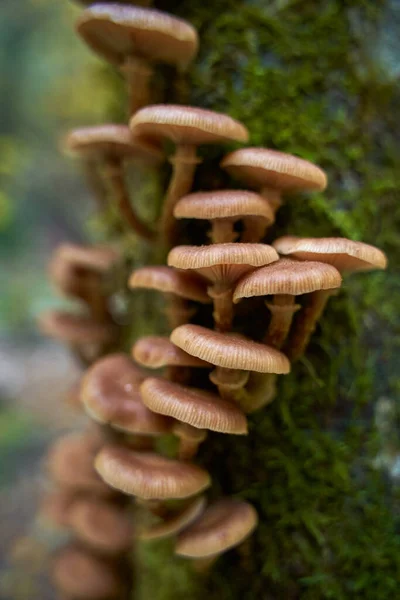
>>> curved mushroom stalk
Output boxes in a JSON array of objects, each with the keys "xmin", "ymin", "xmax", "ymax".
[
  {"xmin": 120, "ymin": 55, "xmax": 153, "ymax": 116},
  {"xmin": 264, "ymin": 295, "xmax": 301, "ymax": 349},
  {"xmin": 173, "ymin": 423, "xmax": 207, "ymax": 461},
  {"xmin": 207, "ymin": 285, "xmax": 235, "ymax": 333},
  {"xmin": 210, "ymin": 218, "xmax": 238, "ymax": 244}
]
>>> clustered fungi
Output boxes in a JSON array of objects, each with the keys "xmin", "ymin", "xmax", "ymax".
[{"xmin": 37, "ymin": 1, "xmax": 387, "ymax": 598}]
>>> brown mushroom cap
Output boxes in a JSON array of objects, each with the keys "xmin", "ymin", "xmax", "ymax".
[
  {"xmin": 129, "ymin": 265, "xmax": 210, "ymax": 303},
  {"xmin": 173, "ymin": 190, "xmax": 274, "ymax": 223},
  {"xmin": 273, "ymin": 236, "xmax": 388, "ymax": 272},
  {"xmin": 175, "ymin": 498, "xmax": 258, "ymax": 558},
  {"xmin": 132, "ymin": 336, "xmax": 210, "ymax": 369},
  {"xmin": 37, "ymin": 311, "xmax": 115, "ymax": 345},
  {"xmin": 139, "ymin": 495, "xmax": 206, "ymax": 541},
  {"xmin": 130, "ymin": 105, "xmax": 249, "ymax": 146},
  {"xmin": 81, "ymin": 353, "xmax": 173, "ymax": 435},
  {"xmin": 171, "ymin": 324, "xmax": 290, "ymax": 374},
  {"xmin": 221, "ymin": 147, "xmax": 327, "ymax": 192},
  {"xmin": 233, "ymin": 258, "xmax": 342, "ymax": 301},
  {"xmin": 140, "ymin": 377, "xmax": 248, "ymax": 434},
  {"xmin": 69, "ymin": 498, "xmax": 134, "ymax": 553},
  {"xmin": 167, "ymin": 243, "xmax": 279, "ymax": 284},
  {"xmin": 52, "ymin": 546, "xmax": 122, "ymax": 599},
  {"xmin": 95, "ymin": 445, "xmax": 211, "ymax": 499},
  {"xmin": 77, "ymin": 5, "xmax": 199, "ymax": 69},
  {"xmin": 51, "ymin": 243, "xmax": 119, "ymax": 273}
]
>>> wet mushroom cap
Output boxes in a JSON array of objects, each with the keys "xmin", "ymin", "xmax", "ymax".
[
  {"xmin": 95, "ymin": 445, "xmax": 211, "ymax": 499},
  {"xmin": 171, "ymin": 324, "xmax": 290, "ymax": 373},
  {"xmin": 130, "ymin": 105, "xmax": 249, "ymax": 146},
  {"xmin": 129, "ymin": 265, "xmax": 210, "ymax": 303},
  {"xmin": 81, "ymin": 353, "xmax": 172, "ymax": 435},
  {"xmin": 233, "ymin": 258, "xmax": 342, "ymax": 301},
  {"xmin": 173, "ymin": 190, "xmax": 274, "ymax": 223},
  {"xmin": 273, "ymin": 236, "xmax": 388, "ymax": 272},
  {"xmin": 221, "ymin": 147, "xmax": 327, "ymax": 192},
  {"xmin": 132, "ymin": 336, "xmax": 211, "ymax": 368},
  {"xmin": 76, "ymin": 5, "xmax": 199, "ymax": 69},
  {"xmin": 140, "ymin": 377, "xmax": 248, "ymax": 434},
  {"xmin": 176, "ymin": 498, "xmax": 258, "ymax": 558},
  {"xmin": 139, "ymin": 495, "xmax": 206, "ymax": 541},
  {"xmin": 38, "ymin": 311, "xmax": 115, "ymax": 345}
]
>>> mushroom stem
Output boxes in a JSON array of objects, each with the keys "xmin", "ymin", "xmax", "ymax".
[
  {"xmin": 175, "ymin": 424, "xmax": 207, "ymax": 461},
  {"xmin": 210, "ymin": 367, "xmax": 249, "ymax": 407},
  {"xmin": 192, "ymin": 555, "xmax": 219, "ymax": 572},
  {"xmin": 285, "ymin": 288, "xmax": 334, "ymax": 361},
  {"xmin": 260, "ymin": 186, "xmax": 282, "ymax": 214},
  {"xmin": 104, "ymin": 159, "xmax": 155, "ymax": 241},
  {"xmin": 164, "ymin": 296, "xmax": 196, "ymax": 330},
  {"xmin": 241, "ymin": 216, "xmax": 269, "ymax": 243},
  {"xmin": 82, "ymin": 159, "xmax": 108, "ymax": 210},
  {"xmin": 208, "ymin": 286, "xmax": 234, "ymax": 333},
  {"xmin": 161, "ymin": 145, "xmax": 201, "ymax": 247},
  {"xmin": 264, "ymin": 294, "xmax": 300, "ymax": 349},
  {"xmin": 210, "ymin": 218, "xmax": 237, "ymax": 244},
  {"xmin": 135, "ymin": 498, "xmax": 168, "ymax": 518},
  {"xmin": 244, "ymin": 372, "xmax": 278, "ymax": 413},
  {"xmin": 84, "ymin": 273, "xmax": 110, "ymax": 324},
  {"xmin": 120, "ymin": 55, "xmax": 153, "ymax": 117}
]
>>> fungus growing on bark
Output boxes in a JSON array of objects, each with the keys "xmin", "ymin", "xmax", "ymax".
[
  {"xmin": 95, "ymin": 445, "xmax": 211, "ymax": 499},
  {"xmin": 221, "ymin": 147, "xmax": 327, "ymax": 214},
  {"xmin": 173, "ymin": 190, "xmax": 274, "ymax": 243},
  {"xmin": 76, "ymin": 5, "xmax": 198, "ymax": 115},
  {"xmin": 167, "ymin": 243, "xmax": 278, "ymax": 331},
  {"xmin": 130, "ymin": 105, "xmax": 249, "ymax": 245},
  {"xmin": 139, "ymin": 495, "xmax": 206, "ymax": 541}
]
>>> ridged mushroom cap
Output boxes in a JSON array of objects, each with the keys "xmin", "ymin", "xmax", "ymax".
[
  {"xmin": 140, "ymin": 377, "xmax": 248, "ymax": 434},
  {"xmin": 129, "ymin": 265, "xmax": 210, "ymax": 303},
  {"xmin": 167, "ymin": 243, "xmax": 279, "ymax": 284},
  {"xmin": 132, "ymin": 336, "xmax": 210, "ymax": 368},
  {"xmin": 233, "ymin": 258, "xmax": 342, "ymax": 301},
  {"xmin": 173, "ymin": 190, "xmax": 274, "ymax": 223},
  {"xmin": 221, "ymin": 147, "xmax": 327, "ymax": 192},
  {"xmin": 139, "ymin": 495, "xmax": 206, "ymax": 541},
  {"xmin": 64, "ymin": 125, "xmax": 162, "ymax": 163},
  {"xmin": 76, "ymin": 5, "xmax": 199, "ymax": 69},
  {"xmin": 130, "ymin": 105, "xmax": 249, "ymax": 146},
  {"xmin": 38, "ymin": 490, "xmax": 76, "ymax": 530},
  {"xmin": 273, "ymin": 236, "xmax": 388, "ymax": 272},
  {"xmin": 171, "ymin": 324, "xmax": 290, "ymax": 374},
  {"xmin": 81, "ymin": 353, "xmax": 172, "ymax": 435},
  {"xmin": 175, "ymin": 498, "xmax": 258, "ymax": 558},
  {"xmin": 38, "ymin": 311, "xmax": 115, "ymax": 345},
  {"xmin": 52, "ymin": 546, "xmax": 122, "ymax": 599},
  {"xmin": 95, "ymin": 445, "xmax": 211, "ymax": 499},
  {"xmin": 69, "ymin": 498, "xmax": 134, "ymax": 554}
]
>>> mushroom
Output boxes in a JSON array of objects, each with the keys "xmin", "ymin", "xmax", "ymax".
[
  {"xmin": 273, "ymin": 236, "xmax": 387, "ymax": 360},
  {"xmin": 172, "ymin": 422, "xmax": 208, "ymax": 461},
  {"xmin": 139, "ymin": 495, "xmax": 206, "ymax": 541},
  {"xmin": 65, "ymin": 125, "xmax": 162, "ymax": 240},
  {"xmin": 173, "ymin": 190, "xmax": 274, "ymax": 243},
  {"xmin": 130, "ymin": 104, "xmax": 249, "ymax": 245},
  {"xmin": 69, "ymin": 497, "xmax": 134, "ymax": 554},
  {"xmin": 167, "ymin": 243, "xmax": 279, "ymax": 332},
  {"xmin": 175, "ymin": 498, "xmax": 258, "ymax": 569},
  {"xmin": 170, "ymin": 324, "xmax": 290, "ymax": 412},
  {"xmin": 76, "ymin": 5, "xmax": 199, "ymax": 115},
  {"xmin": 128, "ymin": 265, "xmax": 210, "ymax": 329},
  {"xmin": 221, "ymin": 147, "xmax": 327, "ymax": 216},
  {"xmin": 95, "ymin": 445, "xmax": 211, "ymax": 499}
]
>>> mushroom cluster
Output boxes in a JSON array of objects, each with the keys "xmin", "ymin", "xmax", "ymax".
[{"xmin": 35, "ymin": 1, "xmax": 388, "ymax": 597}]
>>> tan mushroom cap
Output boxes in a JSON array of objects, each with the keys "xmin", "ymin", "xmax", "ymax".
[
  {"xmin": 77, "ymin": 5, "xmax": 199, "ymax": 69},
  {"xmin": 139, "ymin": 495, "xmax": 206, "ymax": 541},
  {"xmin": 82, "ymin": 353, "xmax": 173, "ymax": 435},
  {"xmin": 52, "ymin": 546, "xmax": 122, "ymax": 599},
  {"xmin": 167, "ymin": 243, "xmax": 279, "ymax": 284},
  {"xmin": 176, "ymin": 498, "xmax": 258, "ymax": 558},
  {"xmin": 273, "ymin": 236, "xmax": 388, "ymax": 272},
  {"xmin": 38, "ymin": 490, "xmax": 76, "ymax": 530},
  {"xmin": 95, "ymin": 445, "xmax": 211, "ymax": 499},
  {"xmin": 51, "ymin": 243, "xmax": 119, "ymax": 273},
  {"xmin": 140, "ymin": 377, "xmax": 248, "ymax": 434},
  {"xmin": 69, "ymin": 498, "xmax": 134, "ymax": 554},
  {"xmin": 173, "ymin": 190, "xmax": 274, "ymax": 223},
  {"xmin": 130, "ymin": 105, "xmax": 249, "ymax": 146},
  {"xmin": 132, "ymin": 336, "xmax": 210, "ymax": 369},
  {"xmin": 171, "ymin": 324, "xmax": 290, "ymax": 374},
  {"xmin": 233, "ymin": 258, "xmax": 342, "ymax": 301},
  {"xmin": 38, "ymin": 311, "xmax": 115, "ymax": 345},
  {"xmin": 221, "ymin": 147, "xmax": 327, "ymax": 192},
  {"xmin": 129, "ymin": 265, "xmax": 210, "ymax": 303}
]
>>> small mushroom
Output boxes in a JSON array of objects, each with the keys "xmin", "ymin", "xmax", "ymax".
[
  {"xmin": 129, "ymin": 265, "xmax": 210, "ymax": 329},
  {"xmin": 130, "ymin": 105, "xmax": 249, "ymax": 245},
  {"xmin": 172, "ymin": 423, "xmax": 208, "ymax": 461},
  {"xmin": 221, "ymin": 147, "xmax": 327, "ymax": 215},
  {"xmin": 139, "ymin": 495, "xmax": 206, "ymax": 541},
  {"xmin": 76, "ymin": 5, "xmax": 199, "ymax": 115},
  {"xmin": 167, "ymin": 243, "xmax": 279, "ymax": 331},
  {"xmin": 95, "ymin": 445, "xmax": 211, "ymax": 499},
  {"xmin": 175, "ymin": 498, "xmax": 258, "ymax": 568},
  {"xmin": 173, "ymin": 190, "xmax": 274, "ymax": 243}
]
